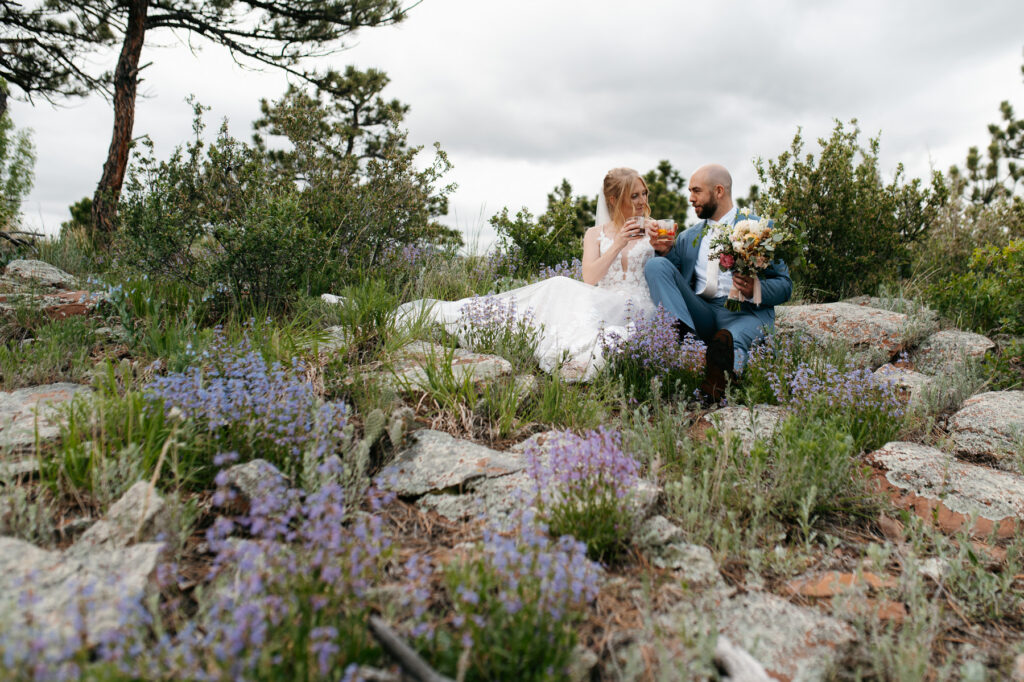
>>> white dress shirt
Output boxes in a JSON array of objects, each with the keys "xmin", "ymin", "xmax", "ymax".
[{"xmin": 694, "ymin": 207, "xmax": 737, "ymax": 297}]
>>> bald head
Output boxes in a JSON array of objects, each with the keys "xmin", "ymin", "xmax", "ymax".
[
  {"xmin": 688, "ymin": 164, "xmax": 735, "ymax": 221},
  {"xmin": 692, "ymin": 164, "xmax": 733, "ymax": 197}
]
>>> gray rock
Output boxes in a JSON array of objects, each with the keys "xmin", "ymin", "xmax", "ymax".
[
  {"xmin": 868, "ymin": 441, "xmax": 1024, "ymax": 532},
  {"xmin": 0, "ymin": 536, "xmax": 164, "ymax": 648},
  {"xmin": 319, "ymin": 325, "xmax": 351, "ymax": 353},
  {"xmin": 714, "ymin": 592, "xmax": 855, "ymax": 682},
  {"xmin": 775, "ymin": 302, "xmax": 915, "ymax": 365},
  {"xmin": 0, "ymin": 383, "xmax": 93, "ymax": 453},
  {"xmin": 376, "ymin": 429, "xmax": 526, "ymax": 497},
  {"xmin": 703, "ymin": 405, "xmax": 788, "ymax": 453},
  {"xmin": 873, "ymin": 364, "xmax": 933, "ymax": 407},
  {"xmin": 218, "ymin": 459, "xmax": 288, "ymax": 506},
  {"xmin": 912, "ymin": 329, "xmax": 995, "ymax": 376},
  {"xmin": 386, "ymin": 341, "xmax": 512, "ymax": 390},
  {"xmin": 3, "ymin": 259, "xmax": 76, "ymax": 288},
  {"xmin": 947, "ymin": 391, "xmax": 1024, "ymax": 470},
  {"xmin": 637, "ymin": 516, "xmax": 720, "ymax": 586},
  {"xmin": 73, "ymin": 481, "xmax": 169, "ymax": 551},
  {"xmin": 0, "ymin": 457, "xmax": 39, "ymax": 480}
]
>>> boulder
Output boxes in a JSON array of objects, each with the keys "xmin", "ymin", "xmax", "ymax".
[
  {"xmin": 912, "ymin": 329, "xmax": 995, "ymax": 376},
  {"xmin": 775, "ymin": 302, "xmax": 914, "ymax": 364},
  {"xmin": 0, "ymin": 536, "xmax": 164, "ymax": 649},
  {"xmin": 636, "ymin": 516, "xmax": 720, "ymax": 587},
  {"xmin": 714, "ymin": 592, "xmax": 855, "ymax": 682},
  {"xmin": 703, "ymin": 405, "xmax": 789, "ymax": 453},
  {"xmin": 3, "ymin": 259, "xmax": 76, "ymax": 288},
  {"xmin": 376, "ymin": 429, "xmax": 525, "ymax": 497},
  {"xmin": 217, "ymin": 459, "xmax": 288, "ymax": 508},
  {"xmin": 873, "ymin": 364, "xmax": 933, "ymax": 407},
  {"xmin": 0, "ymin": 383, "xmax": 93, "ymax": 453},
  {"xmin": 386, "ymin": 341, "xmax": 512, "ymax": 390},
  {"xmin": 947, "ymin": 391, "xmax": 1024, "ymax": 470},
  {"xmin": 868, "ymin": 441, "xmax": 1024, "ymax": 537},
  {"xmin": 73, "ymin": 481, "xmax": 169, "ymax": 551}
]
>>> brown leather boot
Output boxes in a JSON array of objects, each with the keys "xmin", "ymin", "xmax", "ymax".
[{"xmin": 699, "ymin": 329, "xmax": 734, "ymax": 404}]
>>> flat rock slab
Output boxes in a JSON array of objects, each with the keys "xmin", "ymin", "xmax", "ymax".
[
  {"xmin": 0, "ymin": 383, "xmax": 92, "ymax": 453},
  {"xmin": 775, "ymin": 302, "xmax": 911, "ymax": 362},
  {"xmin": 868, "ymin": 441, "xmax": 1024, "ymax": 538},
  {"xmin": 376, "ymin": 429, "xmax": 526, "ymax": 497},
  {"xmin": 912, "ymin": 329, "xmax": 995, "ymax": 376},
  {"xmin": 715, "ymin": 592, "xmax": 855, "ymax": 682},
  {"xmin": 386, "ymin": 341, "xmax": 512, "ymax": 389},
  {"xmin": 3, "ymin": 259, "xmax": 76, "ymax": 288},
  {"xmin": 0, "ymin": 536, "xmax": 164, "ymax": 647},
  {"xmin": 947, "ymin": 391, "xmax": 1024, "ymax": 470},
  {"xmin": 703, "ymin": 405, "xmax": 789, "ymax": 453}
]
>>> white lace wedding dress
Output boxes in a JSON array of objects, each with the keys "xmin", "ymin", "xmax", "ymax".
[{"xmin": 396, "ymin": 230, "xmax": 656, "ymax": 381}]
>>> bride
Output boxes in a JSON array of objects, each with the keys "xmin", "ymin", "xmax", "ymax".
[{"xmin": 397, "ymin": 167, "xmax": 659, "ymax": 381}]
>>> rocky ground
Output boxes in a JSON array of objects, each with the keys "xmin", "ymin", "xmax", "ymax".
[{"xmin": 1, "ymin": 259, "xmax": 1023, "ymax": 680}]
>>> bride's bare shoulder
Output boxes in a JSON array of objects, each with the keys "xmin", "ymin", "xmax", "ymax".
[{"xmin": 586, "ymin": 223, "xmax": 612, "ymax": 239}]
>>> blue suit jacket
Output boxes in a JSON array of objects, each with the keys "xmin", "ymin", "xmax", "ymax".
[{"xmin": 661, "ymin": 215, "xmax": 793, "ymax": 328}]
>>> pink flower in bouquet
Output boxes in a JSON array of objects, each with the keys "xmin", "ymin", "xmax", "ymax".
[{"xmin": 719, "ymin": 253, "xmax": 735, "ymax": 269}]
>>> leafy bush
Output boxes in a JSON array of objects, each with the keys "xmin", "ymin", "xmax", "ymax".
[
  {"xmin": 117, "ymin": 100, "xmax": 453, "ymax": 311},
  {"xmin": 527, "ymin": 428, "xmax": 641, "ymax": 562},
  {"xmin": 925, "ymin": 239, "xmax": 1024, "ymax": 334},
  {"xmin": 490, "ymin": 197, "xmax": 582, "ymax": 273},
  {"xmin": 756, "ymin": 119, "xmax": 945, "ymax": 301},
  {"xmin": 0, "ymin": 107, "xmax": 34, "ymax": 231}
]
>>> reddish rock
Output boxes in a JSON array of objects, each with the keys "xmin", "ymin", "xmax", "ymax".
[
  {"xmin": 784, "ymin": 571, "xmax": 896, "ymax": 598},
  {"xmin": 775, "ymin": 302, "xmax": 915, "ymax": 365},
  {"xmin": 868, "ymin": 441, "xmax": 1024, "ymax": 538}
]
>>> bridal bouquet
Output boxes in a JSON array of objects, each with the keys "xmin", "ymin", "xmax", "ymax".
[{"xmin": 709, "ymin": 209, "xmax": 797, "ymax": 310}]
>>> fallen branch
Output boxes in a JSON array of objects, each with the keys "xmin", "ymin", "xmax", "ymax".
[{"xmin": 368, "ymin": 615, "xmax": 453, "ymax": 682}]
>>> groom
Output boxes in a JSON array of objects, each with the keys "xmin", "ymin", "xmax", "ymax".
[{"xmin": 644, "ymin": 164, "xmax": 792, "ymax": 402}]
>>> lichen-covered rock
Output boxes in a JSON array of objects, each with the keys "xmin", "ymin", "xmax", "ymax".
[
  {"xmin": 0, "ymin": 536, "xmax": 164, "ymax": 649},
  {"xmin": 386, "ymin": 341, "xmax": 512, "ymax": 389},
  {"xmin": 73, "ymin": 481, "xmax": 169, "ymax": 551},
  {"xmin": 3, "ymin": 259, "xmax": 77, "ymax": 288},
  {"xmin": 947, "ymin": 391, "xmax": 1024, "ymax": 470},
  {"xmin": 0, "ymin": 383, "xmax": 92, "ymax": 452},
  {"xmin": 912, "ymin": 329, "xmax": 995, "ymax": 375},
  {"xmin": 636, "ymin": 516, "xmax": 720, "ymax": 586},
  {"xmin": 868, "ymin": 441, "xmax": 1024, "ymax": 537},
  {"xmin": 775, "ymin": 302, "xmax": 914, "ymax": 365},
  {"xmin": 377, "ymin": 429, "xmax": 525, "ymax": 497},
  {"xmin": 715, "ymin": 592, "xmax": 856, "ymax": 682},
  {"xmin": 873, "ymin": 364, "xmax": 933, "ymax": 407},
  {"xmin": 218, "ymin": 459, "xmax": 288, "ymax": 507},
  {"xmin": 703, "ymin": 405, "xmax": 789, "ymax": 453}
]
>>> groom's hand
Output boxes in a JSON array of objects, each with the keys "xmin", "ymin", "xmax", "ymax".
[
  {"xmin": 646, "ymin": 222, "xmax": 673, "ymax": 254},
  {"xmin": 734, "ymin": 273, "xmax": 755, "ymax": 298}
]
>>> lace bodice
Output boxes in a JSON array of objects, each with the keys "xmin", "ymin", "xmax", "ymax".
[{"xmin": 597, "ymin": 229, "xmax": 654, "ymax": 296}]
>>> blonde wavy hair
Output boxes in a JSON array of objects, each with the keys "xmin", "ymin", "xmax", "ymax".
[{"xmin": 602, "ymin": 168, "xmax": 649, "ymax": 226}]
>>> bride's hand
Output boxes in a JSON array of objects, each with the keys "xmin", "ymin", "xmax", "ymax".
[{"xmin": 613, "ymin": 219, "xmax": 645, "ymax": 250}]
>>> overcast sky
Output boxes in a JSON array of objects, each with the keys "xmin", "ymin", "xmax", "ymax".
[{"xmin": 11, "ymin": 0, "xmax": 1024, "ymax": 251}]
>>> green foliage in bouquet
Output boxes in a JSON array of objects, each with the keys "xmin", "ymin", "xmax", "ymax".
[{"xmin": 756, "ymin": 119, "xmax": 946, "ymax": 301}]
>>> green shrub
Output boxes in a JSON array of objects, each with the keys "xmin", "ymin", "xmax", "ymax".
[
  {"xmin": 116, "ymin": 100, "xmax": 453, "ymax": 312},
  {"xmin": 0, "ymin": 107, "xmax": 34, "ymax": 231},
  {"xmin": 925, "ymin": 239, "xmax": 1024, "ymax": 334},
  {"xmin": 756, "ymin": 119, "xmax": 945, "ymax": 301},
  {"xmin": 490, "ymin": 197, "xmax": 582, "ymax": 272}
]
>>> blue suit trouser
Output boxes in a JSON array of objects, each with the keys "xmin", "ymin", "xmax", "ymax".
[{"xmin": 644, "ymin": 257, "xmax": 770, "ymax": 372}]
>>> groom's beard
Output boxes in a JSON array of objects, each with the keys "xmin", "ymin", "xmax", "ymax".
[{"xmin": 694, "ymin": 198, "xmax": 718, "ymax": 220}]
